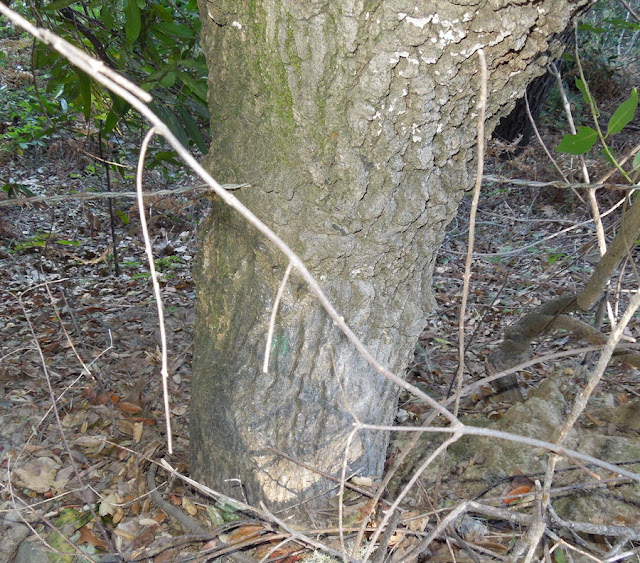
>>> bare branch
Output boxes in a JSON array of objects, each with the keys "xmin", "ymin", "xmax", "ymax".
[
  {"xmin": 455, "ymin": 48, "xmax": 488, "ymax": 413},
  {"xmin": 0, "ymin": 184, "xmax": 249, "ymax": 207},
  {"xmin": 482, "ymin": 175, "xmax": 639, "ymax": 191},
  {"xmin": 136, "ymin": 127, "xmax": 173, "ymax": 454}
]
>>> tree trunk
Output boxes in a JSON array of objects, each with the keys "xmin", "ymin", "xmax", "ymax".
[{"xmin": 191, "ymin": 0, "xmax": 594, "ymax": 515}]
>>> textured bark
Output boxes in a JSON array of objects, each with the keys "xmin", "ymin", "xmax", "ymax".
[{"xmin": 191, "ymin": 0, "xmax": 594, "ymax": 514}]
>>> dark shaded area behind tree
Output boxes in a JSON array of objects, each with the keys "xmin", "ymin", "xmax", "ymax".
[{"xmin": 493, "ymin": 30, "xmax": 574, "ymax": 152}]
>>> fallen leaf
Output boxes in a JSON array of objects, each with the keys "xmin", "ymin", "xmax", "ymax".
[
  {"xmin": 119, "ymin": 401, "xmax": 143, "ymax": 414},
  {"xmin": 113, "ymin": 507, "xmax": 124, "ymax": 525},
  {"xmin": 504, "ymin": 485, "xmax": 533, "ymax": 505},
  {"xmin": 351, "ymin": 476, "xmax": 374, "ymax": 487},
  {"xmin": 206, "ymin": 504, "xmax": 225, "ymax": 526},
  {"xmin": 182, "ymin": 496, "xmax": 198, "ymax": 516},
  {"xmin": 13, "ymin": 457, "xmax": 59, "ymax": 493},
  {"xmin": 405, "ymin": 510, "xmax": 430, "ymax": 532},
  {"xmin": 79, "ymin": 524, "xmax": 108, "ymax": 549},
  {"xmin": 132, "ymin": 421, "xmax": 144, "ymax": 442},
  {"xmin": 511, "ymin": 474, "xmax": 535, "ymax": 488},
  {"xmin": 99, "ymin": 493, "xmax": 120, "ymax": 516},
  {"xmin": 229, "ymin": 524, "xmax": 264, "ymax": 543},
  {"xmin": 254, "ymin": 544, "xmax": 299, "ymax": 562},
  {"xmin": 203, "ymin": 538, "xmax": 218, "ymax": 550}
]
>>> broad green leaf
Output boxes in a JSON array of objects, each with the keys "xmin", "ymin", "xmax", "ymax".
[
  {"xmin": 48, "ymin": 531, "xmax": 75, "ymax": 563},
  {"xmin": 576, "ymin": 78, "xmax": 598, "ymax": 112},
  {"xmin": 633, "ymin": 151, "xmax": 640, "ymax": 171},
  {"xmin": 578, "ymin": 23, "xmax": 605, "ymax": 33},
  {"xmin": 54, "ymin": 507, "xmax": 85, "ymax": 526},
  {"xmin": 116, "ymin": 209, "xmax": 130, "ymax": 225},
  {"xmin": 557, "ymin": 126, "xmax": 598, "ymax": 155},
  {"xmin": 152, "ymin": 29, "xmax": 179, "ymax": 46},
  {"xmin": 547, "ymin": 253, "xmax": 567, "ymax": 265},
  {"xmin": 604, "ymin": 17, "xmax": 640, "ymax": 31},
  {"xmin": 56, "ymin": 239, "xmax": 82, "ymax": 246},
  {"xmin": 103, "ymin": 110, "xmax": 118, "ymax": 136},
  {"xmin": 144, "ymin": 68, "xmax": 165, "ymax": 82},
  {"xmin": 2, "ymin": 183, "xmax": 36, "ymax": 198},
  {"xmin": 600, "ymin": 147, "xmax": 616, "ymax": 166},
  {"xmin": 42, "ymin": 0, "xmax": 79, "ymax": 10},
  {"xmin": 99, "ymin": 6, "xmax": 115, "ymax": 30},
  {"xmin": 76, "ymin": 69, "xmax": 92, "ymax": 121},
  {"xmin": 152, "ymin": 4, "xmax": 173, "ymax": 23},
  {"xmin": 185, "ymin": 98, "xmax": 210, "ymax": 119},
  {"xmin": 149, "ymin": 151, "xmax": 182, "ymax": 167},
  {"xmin": 153, "ymin": 105, "xmax": 189, "ymax": 149},
  {"xmin": 160, "ymin": 72, "xmax": 177, "ymax": 88},
  {"xmin": 33, "ymin": 43, "xmax": 58, "ymax": 68},
  {"xmin": 110, "ymin": 93, "xmax": 130, "ymax": 116},
  {"xmin": 177, "ymin": 59, "xmax": 209, "ymax": 73},
  {"xmin": 155, "ymin": 22, "xmax": 195, "ymax": 39},
  {"xmin": 178, "ymin": 107, "xmax": 208, "ymax": 153},
  {"xmin": 607, "ymin": 88, "xmax": 637, "ymax": 136},
  {"xmin": 575, "ymin": 78, "xmax": 593, "ymax": 106},
  {"xmin": 206, "ymin": 505, "xmax": 225, "ymax": 526},
  {"xmin": 177, "ymin": 71, "xmax": 208, "ymax": 102},
  {"xmin": 124, "ymin": 0, "xmax": 141, "ymax": 43}
]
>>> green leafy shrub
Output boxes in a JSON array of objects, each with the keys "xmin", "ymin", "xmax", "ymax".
[
  {"xmin": 557, "ymin": 85, "xmax": 637, "ymax": 158},
  {"xmin": 30, "ymin": 0, "xmax": 209, "ymax": 155},
  {"xmin": 0, "ymin": 0, "xmax": 209, "ymax": 166},
  {"xmin": 0, "ymin": 82, "xmax": 76, "ymax": 155}
]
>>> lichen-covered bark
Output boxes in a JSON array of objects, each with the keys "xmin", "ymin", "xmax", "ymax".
[{"xmin": 191, "ymin": 0, "xmax": 594, "ymax": 512}]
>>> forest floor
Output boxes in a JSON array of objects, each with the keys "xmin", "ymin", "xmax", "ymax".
[{"xmin": 1, "ymin": 34, "xmax": 640, "ymax": 563}]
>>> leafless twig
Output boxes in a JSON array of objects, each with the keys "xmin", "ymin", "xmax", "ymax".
[
  {"xmin": 455, "ymin": 48, "xmax": 488, "ymax": 414},
  {"xmin": 0, "ymin": 183, "xmax": 248, "ymax": 207},
  {"xmin": 263, "ymin": 261, "xmax": 294, "ymax": 373}
]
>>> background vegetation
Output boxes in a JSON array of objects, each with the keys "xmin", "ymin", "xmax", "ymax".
[{"xmin": 0, "ymin": 0, "xmax": 639, "ymax": 561}]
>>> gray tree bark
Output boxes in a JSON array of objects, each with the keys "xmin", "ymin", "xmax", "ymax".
[{"xmin": 190, "ymin": 0, "xmax": 593, "ymax": 514}]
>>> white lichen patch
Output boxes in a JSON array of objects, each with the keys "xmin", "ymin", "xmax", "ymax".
[
  {"xmin": 397, "ymin": 11, "xmax": 439, "ymax": 27},
  {"xmin": 488, "ymin": 29, "xmax": 512, "ymax": 47},
  {"xmin": 437, "ymin": 27, "xmax": 466, "ymax": 47},
  {"xmin": 406, "ymin": 15, "xmax": 430, "ymax": 28},
  {"xmin": 459, "ymin": 43, "xmax": 486, "ymax": 58},
  {"xmin": 411, "ymin": 123, "xmax": 422, "ymax": 143},
  {"xmin": 389, "ymin": 51, "xmax": 410, "ymax": 64}
]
